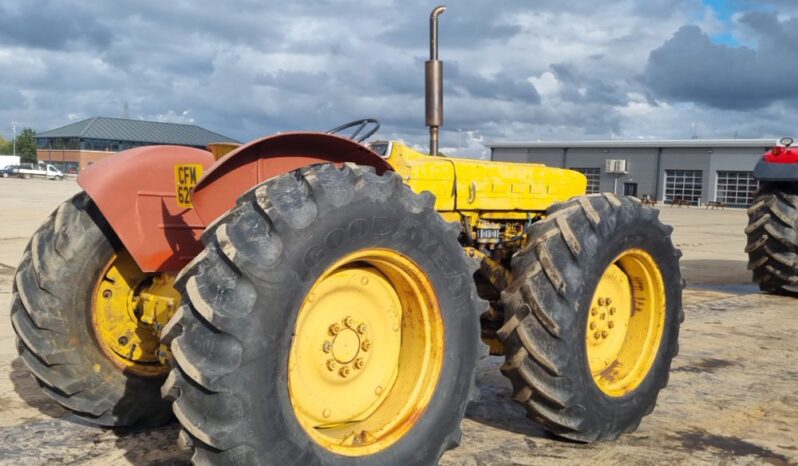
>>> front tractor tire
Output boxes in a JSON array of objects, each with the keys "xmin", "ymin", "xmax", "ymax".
[
  {"xmin": 163, "ymin": 164, "xmax": 483, "ymax": 465},
  {"xmin": 499, "ymin": 194, "xmax": 683, "ymax": 442},
  {"xmin": 10, "ymin": 192, "xmax": 173, "ymax": 426},
  {"xmin": 746, "ymin": 182, "xmax": 798, "ymax": 295}
]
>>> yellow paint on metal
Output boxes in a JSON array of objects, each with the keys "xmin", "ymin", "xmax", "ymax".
[
  {"xmin": 288, "ymin": 249, "xmax": 444, "ymax": 456},
  {"xmin": 383, "ymin": 142, "xmax": 586, "ymax": 217},
  {"xmin": 207, "ymin": 142, "xmax": 241, "ymax": 161},
  {"xmin": 586, "ymin": 249, "xmax": 666, "ymax": 397},
  {"xmin": 92, "ymin": 250, "xmax": 179, "ymax": 377},
  {"xmin": 174, "ymin": 164, "xmax": 204, "ymax": 208}
]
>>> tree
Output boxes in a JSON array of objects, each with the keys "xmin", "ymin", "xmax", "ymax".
[
  {"xmin": 16, "ymin": 128, "xmax": 38, "ymax": 163},
  {"xmin": 0, "ymin": 135, "xmax": 12, "ymax": 155}
]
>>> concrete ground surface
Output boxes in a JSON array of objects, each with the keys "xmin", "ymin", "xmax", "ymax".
[{"xmin": 0, "ymin": 177, "xmax": 795, "ymax": 465}]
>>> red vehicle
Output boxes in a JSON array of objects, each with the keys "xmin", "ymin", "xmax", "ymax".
[{"xmin": 746, "ymin": 137, "xmax": 798, "ymax": 295}]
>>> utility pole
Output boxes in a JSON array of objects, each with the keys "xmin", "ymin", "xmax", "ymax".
[{"xmin": 12, "ymin": 123, "xmax": 16, "ymax": 157}]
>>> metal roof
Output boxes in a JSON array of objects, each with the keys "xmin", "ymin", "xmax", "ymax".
[
  {"xmin": 38, "ymin": 117, "xmax": 240, "ymax": 146},
  {"xmin": 488, "ymin": 138, "xmax": 779, "ymax": 149}
]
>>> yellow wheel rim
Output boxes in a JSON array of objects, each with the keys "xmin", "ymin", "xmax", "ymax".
[
  {"xmin": 92, "ymin": 250, "xmax": 178, "ymax": 377},
  {"xmin": 586, "ymin": 249, "xmax": 666, "ymax": 397},
  {"xmin": 288, "ymin": 249, "xmax": 444, "ymax": 456}
]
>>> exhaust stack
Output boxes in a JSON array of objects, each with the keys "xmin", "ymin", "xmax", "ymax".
[{"xmin": 426, "ymin": 5, "xmax": 446, "ymax": 156}]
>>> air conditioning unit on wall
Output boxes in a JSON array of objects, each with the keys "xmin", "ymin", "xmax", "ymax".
[{"xmin": 605, "ymin": 159, "xmax": 628, "ymax": 174}]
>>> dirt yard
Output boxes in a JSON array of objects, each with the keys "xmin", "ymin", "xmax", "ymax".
[{"xmin": 0, "ymin": 178, "xmax": 795, "ymax": 465}]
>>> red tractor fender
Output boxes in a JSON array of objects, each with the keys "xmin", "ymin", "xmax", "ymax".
[
  {"xmin": 191, "ymin": 132, "xmax": 391, "ymax": 224},
  {"xmin": 78, "ymin": 133, "xmax": 391, "ymax": 273},
  {"xmin": 77, "ymin": 146, "xmax": 216, "ymax": 273}
]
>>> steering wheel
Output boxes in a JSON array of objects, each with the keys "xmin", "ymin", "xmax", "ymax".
[{"xmin": 326, "ymin": 119, "xmax": 381, "ymax": 143}]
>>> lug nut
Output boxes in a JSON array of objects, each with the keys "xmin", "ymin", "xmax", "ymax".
[
  {"xmin": 606, "ymin": 298, "xmax": 612, "ymax": 305},
  {"xmin": 589, "ymin": 322, "xmax": 597, "ymax": 330},
  {"xmin": 343, "ymin": 316, "xmax": 354, "ymax": 328},
  {"xmin": 598, "ymin": 298, "xmax": 605, "ymax": 306},
  {"xmin": 361, "ymin": 340, "xmax": 371, "ymax": 352},
  {"xmin": 601, "ymin": 331, "xmax": 608, "ymax": 339},
  {"xmin": 609, "ymin": 307, "xmax": 616, "ymax": 315},
  {"xmin": 354, "ymin": 358, "xmax": 364, "ymax": 369},
  {"xmin": 329, "ymin": 323, "xmax": 341, "ymax": 335},
  {"xmin": 357, "ymin": 324, "xmax": 367, "ymax": 334},
  {"xmin": 322, "ymin": 341, "xmax": 332, "ymax": 353},
  {"xmin": 608, "ymin": 321, "xmax": 615, "ymax": 329},
  {"xmin": 601, "ymin": 313, "xmax": 606, "ymax": 320},
  {"xmin": 103, "ymin": 290, "xmax": 112, "ymax": 299},
  {"xmin": 593, "ymin": 331, "xmax": 601, "ymax": 340},
  {"xmin": 339, "ymin": 366, "xmax": 351, "ymax": 378},
  {"xmin": 591, "ymin": 308, "xmax": 597, "ymax": 316},
  {"xmin": 118, "ymin": 336, "xmax": 128, "ymax": 345},
  {"xmin": 326, "ymin": 360, "xmax": 337, "ymax": 371}
]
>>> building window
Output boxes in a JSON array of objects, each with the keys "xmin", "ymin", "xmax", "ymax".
[
  {"xmin": 569, "ymin": 167, "xmax": 601, "ymax": 194},
  {"xmin": 716, "ymin": 171, "xmax": 759, "ymax": 207},
  {"xmin": 665, "ymin": 170, "xmax": 703, "ymax": 205}
]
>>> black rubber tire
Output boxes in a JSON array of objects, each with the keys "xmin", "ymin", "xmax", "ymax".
[
  {"xmin": 10, "ymin": 192, "xmax": 173, "ymax": 426},
  {"xmin": 162, "ymin": 163, "xmax": 484, "ymax": 466},
  {"xmin": 746, "ymin": 182, "xmax": 798, "ymax": 295},
  {"xmin": 498, "ymin": 193, "xmax": 683, "ymax": 442}
]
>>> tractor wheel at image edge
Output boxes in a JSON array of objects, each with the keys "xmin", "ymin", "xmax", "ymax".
[
  {"xmin": 10, "ymin": 192, "xmax": 173, "ymax": 426},
  {"xmin": 498, "ymin": 194, "xmax": 683, "ymax": 442},
  {"xmin": 162, "ymin": 163, "xmax": 484, "ymax": 465},
  {"xmin": 746, "ymin": 182, "xmax": 798, "ymax": 295}
]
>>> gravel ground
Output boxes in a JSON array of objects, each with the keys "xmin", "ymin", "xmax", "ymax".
[{"xmin": 0, "ymin": 178, "xmax": 795, "ymax": 465}]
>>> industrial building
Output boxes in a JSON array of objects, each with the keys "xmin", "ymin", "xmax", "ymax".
[
  {"xmin": 489, "ymin": 139, "xmax": 777, "ymax": 207},
  {"xmin": 36, "ymin": 117, "xmax": 239, "ymax": 173}
]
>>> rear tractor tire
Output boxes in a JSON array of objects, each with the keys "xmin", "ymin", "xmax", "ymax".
[
  {"xmin": 499, "ymin": 194, "xmax": 683, "ymax": 442},
  {"xmin": 746, "ymin": 182, "xmax": 798, "ymax": 295},
  {"xmin": 162, "ymin": 163, "xmax": 484, "ymax": 465},
  {"xmin": 10, "ymin": 192, "xmax": 173, "ymax": 426}
]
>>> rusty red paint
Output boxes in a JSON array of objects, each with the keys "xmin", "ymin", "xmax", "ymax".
[
  {"xmin": 191, "ymin": 132, "xmax": 391, "ymax": 224},
  {"xmin": 78, "ymin": 145, "xmax": 215, "ymax": 273},
  {"xmin": 78, "ymin": 133, "xmax": 391, "ymax": 274}
]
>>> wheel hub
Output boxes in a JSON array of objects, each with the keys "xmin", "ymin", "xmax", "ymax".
[
  {"xmin": 586, "ymin": 249, "xmax": 666, "ymax": 397},
  {"xmin": 92, "ymin": 251, "xmax": 179, "ymax": 377},
  {"xmin": 288, "ymin": 249, "xmax": 444, "ymax": 456}
]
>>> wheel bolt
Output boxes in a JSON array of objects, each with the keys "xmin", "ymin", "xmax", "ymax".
[
  {"xmin": 601, "ymin": 313, "xmax": 606, "ymax": 320},
  {"xmin": 590, "ymin": 322, "xmax": 597, "ymax": 330},
  {"xmin": 339, "ymin": 366, "xmax": 351, "ymax": 378},
  {"xmin": 354, "ymin": 358, "xmax": 364, "ymax": 369},
  {"xmin": 609, "ymin": 307, "xmax": 616, "ymax": 315},
  {"xmin": 591, "ymin": 308, "xmax": 597, "ymax": 316},
  {"xmin": 343, "ymin": 316, "xmax": 354, "ymax": 328},
  {"xmin": 326, "ymin": 360, "xmax": 337, "ymax": 371},
  {"xmin": 608, "ymin": 321, "xmax": 615, "ymax": 329},
  {"xmin": 361, "ymin": 340, "xmax": 371, "ymax": 352},
  {"xmin": 329, "ymin": 323, "xmax": 341, "ymax": 335},
  {"xmin": 593, "ymin": 331, "xmax": 601, "ymax": 340},
  {"xmin": 103, "ymin": 290, "xmax": 112, "ymax": 299},
  {"xmin": 601, "ymin": 331, "xmax": 608, "ymax": 339},
  {"xmin": 606, "ymin": 298, "xmax": 613, "ymax": 305},
  {"xmin": 118, "ymin": 336, "xmax": 128, "ymax": 345},
  {"xmin": 357, "ymin": 324, "xmax": 367, "ymax": 334},
  {"xmin": 597, "ymin": 298, "xmax": 605, "ymax": 306},
  {"xmin": 322, "ymin": 341, "xmax": 332, "ymax": 353}
]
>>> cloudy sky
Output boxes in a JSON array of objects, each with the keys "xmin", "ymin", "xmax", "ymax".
[{"xmin": 1, "ymin": 0, "xmax": 797, "ymax": 157}]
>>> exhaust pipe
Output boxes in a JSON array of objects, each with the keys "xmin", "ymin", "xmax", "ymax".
[{"xmin": 426, "ymin": 5, "xmax": 446, "ymax": 156}]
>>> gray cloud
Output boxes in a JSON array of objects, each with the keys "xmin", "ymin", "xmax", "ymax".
[
  {"xmin": 0, "ymin": 0, "xmax": 797, "ymax": 156},
  {"xmin": 644, "ymin": 13, "xmax": 798, "ymax": 109},
  {"xmin": 0, "ymin": 1, "xmax": 112, "ymax": 51}
]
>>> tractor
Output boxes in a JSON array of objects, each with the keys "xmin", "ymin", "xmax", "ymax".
[
  {"xmin": 746, "ymin": 137, "xmax": 798, "ymax": 295},
  {"xmin": 10, "ymin": 6, "xmax": 683, "ymax": 465}
]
